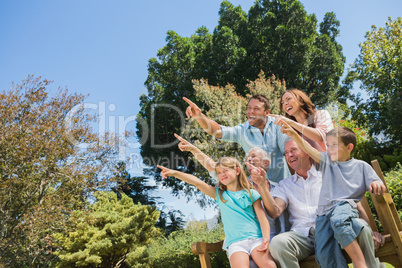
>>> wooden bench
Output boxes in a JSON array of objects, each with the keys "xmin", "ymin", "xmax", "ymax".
[{"xmin": 191, "ymin": 160, "xmax": 402, "ymax": 268}]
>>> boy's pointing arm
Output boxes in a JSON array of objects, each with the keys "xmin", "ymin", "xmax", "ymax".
[{"xmin": 277, "ymin": 119, "xmax": 321, "ymax": 163}]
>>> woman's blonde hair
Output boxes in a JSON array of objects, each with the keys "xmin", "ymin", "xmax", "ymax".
[
  {"xmin": 215, "ymin": 157, "xmax": 254, "ymax": 203},
  {"xmin": 280, "ymin": 88, "xmax": 317, "ymax": 127}
]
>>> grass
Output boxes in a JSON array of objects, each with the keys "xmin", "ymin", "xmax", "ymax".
[{"xmin": 348, "ymin": 263, "xmax": 394, "ymax": 267}]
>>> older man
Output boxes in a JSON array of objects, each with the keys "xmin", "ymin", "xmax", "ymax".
[
  {"xmin": 245, "ymin": 147, "xmax": 290, "ymax": 237},
  {"xmin": 248, "ymin": 139, "xmax": 384, "ymax": 268}
]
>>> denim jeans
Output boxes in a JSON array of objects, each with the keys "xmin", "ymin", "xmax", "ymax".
[{"xmin": 315, "ymin": 201, "xmax": 363, "ymax": 268}]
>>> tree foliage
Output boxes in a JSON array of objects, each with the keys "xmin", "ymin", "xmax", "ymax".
[
  {"xmin": 111, "ymin": 162, "xmax": 185, "ymax": 236},
  {"xmin": 112, "ymin": 162, "xmax": 160, "ymax": 206},
  {"xmin": 137, "ymin": 0, "xmax": 345, "ymax": 197},
  {"xmin": 53, "ymin": 192, "xmax": 161, "ymax": 268},
  {"xmin": 156, "ymin": 208, "xmax": 185, "ymax": 236},
  {"xmin": 0, "ymin": 76, "xmax": 126, "ymax": 267},
  {"xmin": 365, "ymin": 162, "xmax": 402, "ymax": 232},
  {"xmin": 246, "ymin": 2, "xmax": 345, "ymax": 104},
  {"xmin": 345, "ymin": 17, "xmax": 402, "ymax": 145}
]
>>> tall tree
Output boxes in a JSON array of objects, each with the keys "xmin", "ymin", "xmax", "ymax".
[
  {"xmin": 246, "ymin": 0, "xmax": 345, "ymax": 104},
  {"xmin": 0, "ymin": 76, "xmax": 126, "ymax": 267},
  {"xmin": 156, "ymin": 208, "xmax": 185, "ymax": 236},
  {"xmin": 137, "ymin": 28, "xmax": 213, "ymax": 174},
  {"xmin": 137, "ymin": 0, "xmax": 345, "ymax": 200},
  {"xmin": 112, "ymin": 162, "xmax": 185, "ymax": 235},
  {"xmin": 112, "ymin": 161, "xmax": 160, "ymax": 206},
  {"xmin": 310, "ymin": 11, "xmax": 347, "ymax": 103},
  {"xmin": 344, "ymin": 17, "xmax": 402, "ymax": 144}
]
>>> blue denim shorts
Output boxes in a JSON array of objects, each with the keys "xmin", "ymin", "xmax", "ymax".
[
  {"xmin": 316, "ymin": 201, "xmax": 363, "ymax": 248},
  {"xmin": 315, "ymin": 202, "xmax": 364, "ymax": 267}
]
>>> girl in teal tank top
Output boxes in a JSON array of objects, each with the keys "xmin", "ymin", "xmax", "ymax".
[{"xmin": 158, "ymin": 156, "xmax": 276, "ymax": 268}]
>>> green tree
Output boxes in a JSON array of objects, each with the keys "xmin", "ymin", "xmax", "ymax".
[
  {"xmin": 0, "ymin": 76, "xmax": 126, "ymax": 267},
  {"xmin": 247, "ymin": 1, "xmax": 345, "ymax": 105},
  {"xmin": 111, "ymin": 162, "xmax": 185, "ymax": 235},
  {"xmin": 112, "ymin": 162, "xmax": 159, "ymax": 206},
  {"xmin": 137, "ymin": 28, "xmax": 213, "ymax": 173},
  {"xmin": 345, "ymin": 17, "xmax": 402, "ymax": 145},
  {"xmin": 53, "ymin": 192, "xmax": 161, "ymax": 268},
  {"xmin": 156, "ymin": 208, "xmax": 185, "ymax": 236},
  {"xmin": 137, "ymin": 0, "xmax": 345, "ymax": 196}
]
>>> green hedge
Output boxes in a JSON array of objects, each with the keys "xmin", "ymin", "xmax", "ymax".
[
  {"xmin": 383, "ymin": 163, "xmax": 402, "ymax": 220},
  {"xmin": 148, "ymin": 221, "xmax": 229, "ymax": 268},
  {"xmin": 365, "ymin": 162, "xmax": 402, "ymax": 232}
]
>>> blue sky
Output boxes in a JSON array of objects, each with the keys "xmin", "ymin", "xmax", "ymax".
[{"xmin": 1, "ymin": 0, "xmax": 401, "ymax": 221}]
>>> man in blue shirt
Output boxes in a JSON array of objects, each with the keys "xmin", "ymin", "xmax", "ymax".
[{"xmin": 183, "ymin": 94, "xmax": 290, "ymax": 183}]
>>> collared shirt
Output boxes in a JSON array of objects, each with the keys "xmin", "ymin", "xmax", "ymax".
[
  {"xmin": 271, "ymin": 165, "xmax": 322, "ymax": 237},
  {"xmin": 220, "ymin": 116, "xmax": 290, "ymax": 183}
]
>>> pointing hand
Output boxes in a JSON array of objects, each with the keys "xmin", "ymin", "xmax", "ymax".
[{"xmin": 183, "ymin": 97, "xmax": 202, "ymax": 119}]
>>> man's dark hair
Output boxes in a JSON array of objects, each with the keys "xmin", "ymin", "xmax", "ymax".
[{"xmin": 248, "ymin": 94, "xmax": 271, "ymax": 111}]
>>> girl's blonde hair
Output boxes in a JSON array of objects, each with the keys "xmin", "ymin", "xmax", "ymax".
[{"xmin": 215, "ymin": 157, "xmax": 254, "ymax": 203}]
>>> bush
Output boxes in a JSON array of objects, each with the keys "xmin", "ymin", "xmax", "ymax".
[
  {"xmin": 53, "ymin": 192, "xmax": 161, "ymax": 268},
  {"xmin": 148, "ymin": 221, "xmax": 229, "ymax": 268},
  {"xmin": 384, "ymin": 163, "xmax": 402, "ymax": 220},
  {"xmin": 365, "ymin": 163, "xmax": 402, "ymax": 232}
]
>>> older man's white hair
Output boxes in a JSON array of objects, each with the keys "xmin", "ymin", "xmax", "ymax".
[{"xmin": 249, "ymin": 147, "xmax": 271, "ymax": 164}]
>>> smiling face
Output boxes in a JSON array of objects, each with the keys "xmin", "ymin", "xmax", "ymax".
[
  {"xmin": 284, "ymin": 140, "xmax": 311, "ymax": 172},
  {"xmin": 246, "ymin": 149, "xmax": 270, "ymax": 173},
  {"xmin": 281, "ymin": 92, "xmax": 301, "ymax": 116},
  {"xmin": 216, "ymin": 165, "xmax": 239, "ymax": 188},
  {"xmin": 246, "ymin": 98, "xmax": 269, "ymax": 129},
  {"xmin": 326, "ymin": 135, "xmax": 353, "ymax": 162}
]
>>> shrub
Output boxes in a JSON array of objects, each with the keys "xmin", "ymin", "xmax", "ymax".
[
  {"xmin": 53, "ymin": 192, "xmax": 161, "ymax": 268},
  {"xmin": 148, "ymin": 221, "xmax": 229, "ymax": 268},
  {"xmin": 384, "ymin": 163, "xmax": 402, "ymax": 220},
  {"xmin": 365, "ymin": 163, "xmax": 402, "ymax": 232}
]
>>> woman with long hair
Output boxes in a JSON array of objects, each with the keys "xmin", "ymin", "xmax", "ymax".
[{"xmin": 271, "ymin": 88, "xmax": 334, "ymax": 151}]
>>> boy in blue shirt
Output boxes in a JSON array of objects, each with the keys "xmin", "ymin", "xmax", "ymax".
[{"xmin": 279, "ymin": 123, "xmax": 386, "ymax": 268}]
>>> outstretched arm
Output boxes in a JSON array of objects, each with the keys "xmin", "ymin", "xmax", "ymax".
[
  {"xmin": 174, "ymin": 133, "xmax": 216, "ymax": 172},
  {"xmin": 269, "ymin": 113, "xmax": 324, "ymax": 144},
  {"xmin": 183, "ymin": 97, "xmax": 223, "ymax": 139},
  {"xmin": 277, "ymin": 120, "xmax": 321, "ymax": 163},
  {"xmin": 158, "ymin": 165, "xmax": 216, "ymax": 199}
]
